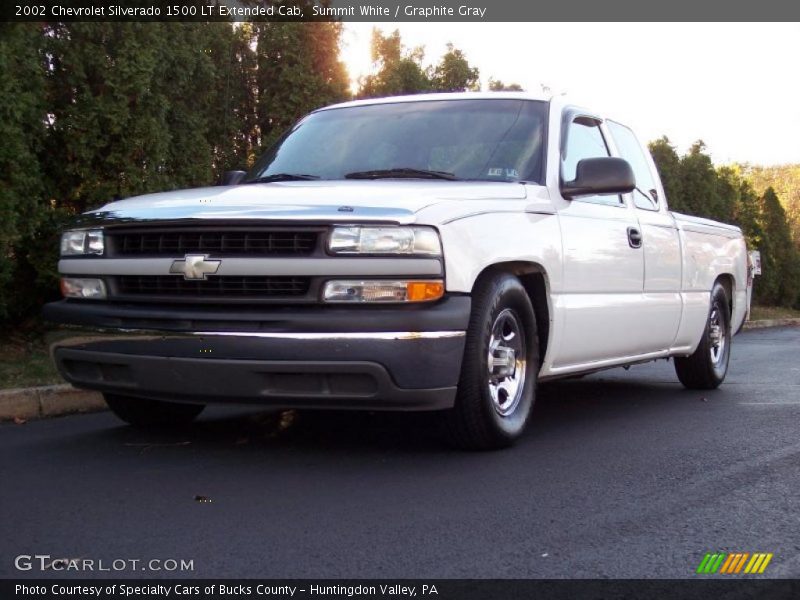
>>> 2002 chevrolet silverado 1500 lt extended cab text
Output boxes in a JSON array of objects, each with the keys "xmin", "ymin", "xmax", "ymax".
[{"xmin": 44, "ymin": 92, "xmax": 751, "ymax": 449}]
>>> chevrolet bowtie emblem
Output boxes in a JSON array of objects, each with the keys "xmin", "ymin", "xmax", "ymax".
[{"xmin": 169, "ymin": 254, "xmax": 221, "ymax": 280}]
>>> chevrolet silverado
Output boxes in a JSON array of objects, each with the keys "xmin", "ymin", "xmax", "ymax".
[{"xmin": 44, "ymin": 92, "xmax": 751, "ymax": 449}]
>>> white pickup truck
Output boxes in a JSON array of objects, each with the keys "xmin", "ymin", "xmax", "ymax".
[{"xmin": 45, "ymin": 92, "xmax": 750, "ymax": 449}]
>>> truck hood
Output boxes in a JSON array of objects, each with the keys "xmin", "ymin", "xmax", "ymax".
[{"xmin": 86, "ymin": 180, "xmax": 528, "ymax": 226}]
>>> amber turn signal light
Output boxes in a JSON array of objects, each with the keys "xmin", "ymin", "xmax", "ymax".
[{"xmin": 405, "ymin": 281, "xmax": 444, "ymax": 302}]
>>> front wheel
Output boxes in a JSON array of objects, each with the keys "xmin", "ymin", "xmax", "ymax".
[
  {"xmin": 674, "ymin": 281, "xmax": 732, "ymax": 389},
  {"xmin": 104, "ymin": 393, "xmax": 205, "ymax": 427},
  {"xmin": 442, "ymin": 272, "xmax": 539, "ymax": 450}
]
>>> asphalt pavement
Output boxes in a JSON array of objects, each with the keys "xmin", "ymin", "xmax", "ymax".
[{"xmin": 2, "ymin": 326, "xmax": 799, "ymax": 579}]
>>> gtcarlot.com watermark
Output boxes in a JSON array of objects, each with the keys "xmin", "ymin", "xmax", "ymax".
[{"xmin": 15, "ymin": 554, "xmax": 194, "ymax": 573}]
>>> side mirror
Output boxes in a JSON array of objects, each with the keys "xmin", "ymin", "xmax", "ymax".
[
  {"xmin": 561, "ymin": 157, "xmax": 635, "ymax": 199},
  {"xmin": 220, "ymin": 170, "xmax": 247, "ymax": 186}
]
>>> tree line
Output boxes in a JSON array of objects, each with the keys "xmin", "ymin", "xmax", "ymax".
[
  {"xmin": 649, "ymin": 138, "xmax": 800, "ymax": 307},
  {"xmin": 0, "ymin": 22, "xmax": 796, "ymax": 327}
]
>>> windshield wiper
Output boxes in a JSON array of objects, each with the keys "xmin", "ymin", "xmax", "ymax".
[
  {"xmin": 344, "ymin": 168, "xmax": 458, "ymax": 181},
  {"xmin": 246, "ymin": 173, "xmax": 320, "ymax": 183}
]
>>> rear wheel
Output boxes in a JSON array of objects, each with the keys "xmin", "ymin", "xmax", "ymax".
[
  {"xmin": 104, "ymin": 393, "xmax": 205, "ymax": 427},
  {"xmin": 442, "ymin": 272, "xmax": 539, "ymax": 450},
  {"xmin": 674, "ymin": 281, "xmax": 732, "ymax": 389}
]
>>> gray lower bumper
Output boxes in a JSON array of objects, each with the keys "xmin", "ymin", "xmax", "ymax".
[{"xmin": 51, "ymin": 330, "xmax": 465, "ymax": 411}]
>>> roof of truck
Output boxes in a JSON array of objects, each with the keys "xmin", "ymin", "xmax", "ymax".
[{"xmin": 317, "ymin": 91, "xmax": 554, "ymax": 112}]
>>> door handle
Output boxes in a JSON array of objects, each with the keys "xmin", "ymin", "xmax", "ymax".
[{"xmin": 627, "ymin": 227, "xmax": 643, "ymax": 249}]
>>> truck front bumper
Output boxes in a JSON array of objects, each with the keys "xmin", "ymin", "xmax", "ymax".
[{"xmin": 43, "ymin": 297, "xmax": 470, "ymax": 411}]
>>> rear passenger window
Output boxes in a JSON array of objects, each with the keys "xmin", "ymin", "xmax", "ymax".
[
  {"xmin": 562, "ymin": 117, "xmax": 622, "ymax": 206},
  {"xmin": 607, "ymin": 121, "xmax": 659, "ymax": 211}
]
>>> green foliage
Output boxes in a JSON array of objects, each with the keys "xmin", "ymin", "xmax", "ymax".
[
  {"xmin": 650, "ymin": 139, "xmax": 800, "ymax": 307},
  {"xmin": 203, "ymin": 22, "xmax": 259, "ymax": 173},
  {"xmin": 757, "ymin": 187, "xmax": 800, "ymax": 307},
  {"xmin": 739, "ymin": 163, "xmax": 800, "ymax": 246},
  {"xmin": 0, "ymin": 23, "xmax": 47, "ymax": 321},
  {"xmin": 648, "ymin": 137, "xmax": 685, "ymax": 212},
  {"xmin": 429, "ymin": 43, "xmax": 480, "ymax": 92},
  {"xmin": 0, "ymin": 21, "xmax": 350, "ymax": 327},
  {"xmin": 488, "ymin": 79, "xmax": 524, "ymax": 91},
  {"xmin": 255, "ymin": 23, "xmax": 349, "ymax": 148},
  {"xmin": 654, "ymin": 139, "xmax": 736, "ymax": 222},
  {"xmin": 3, "ymin": 20, "xmax": 799, "ymax": 324},
  {"xmin": 719, "ymin": 166, "xmax": 763, "ymax": 250},
  {"xmin": 42, "ymin": 22, "xmax": 274, "ymax": 211},
  {"xmin": 358, "ymin": 29, "xmax": 431, "ymax": 98},
  {"xmin": 44, "ymin": 24, "xmax": 173, "ymax": 212},
  {"xmin": 358, "ymin": 30, "xmax": 480, "ymax": 98},
  {"xmin": 680, "ymin": 141, "xmax": 735, "ymax": 222}
]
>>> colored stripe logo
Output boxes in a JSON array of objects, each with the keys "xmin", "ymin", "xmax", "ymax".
[{"xmin": 696, "ymin": 552, "xmax": 773, "ymax": 574}]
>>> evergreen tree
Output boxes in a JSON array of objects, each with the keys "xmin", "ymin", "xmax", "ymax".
[
  {"xmin": 741, "ymin": 163, "xmax": 800, "ymax": 246},
  {"xmin": 648, "ymin": 136, "xmax": 685, "ymax": 213},
  {"xmin": 5, "ymin": 23, "xmax": 800, "ymax": 324},
  {"xmin": 358, "ymin": 30, "xmax": 482, "ymax": 99},
  {"xmin": 204, "ymin": 22, "xmax": 259, "ymax": 174},
  {"xmin": 0, "ymin": 23, "xmax": 48, "ymax": 321},
  {"xmin": 255, "ymin": 23, "xmax": 349, "ymax": 149},
  {"xmin": 43, "ymin": 23, "xmax": 175, "ymax": 213},
  {"xmin": 358, "ymin": 29, "xmax": 430, "ymax": 98},
  {"xmin": 759, "ymin": 187, "xmax": 800, "ymax": 307},
  {"xmin": 157, "ymin": 23, "xmax": 217, "ymax": 188},
  {"xmin": 488, "ymin": 78, "xmax": 523, "ymax": 91},
  {"xmin": 647, "ymin": 140, "xmax": 800, "ymax": 307},
  {"xmin": 679, "ymin": 141, "xmax": 734, "ymax": 221},
  {"xmin": 429, "ymin": 43, "xmax": 480, "ymax": 92},
  {"xmin": 719, "ymin": 166, "xmax": 764, "ymax": 251}
]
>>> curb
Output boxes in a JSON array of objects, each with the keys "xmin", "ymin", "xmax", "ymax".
[
  {"xmin": 1, "ymin": 318, "xmax": 798, "ymax": 422},
  {"xmin": 0, "ymin": 384, "xmax": 105, "ymax": 422},
  {"xmin": 743, "ymin": 318, "xmax": 800, "ymax": 330}
]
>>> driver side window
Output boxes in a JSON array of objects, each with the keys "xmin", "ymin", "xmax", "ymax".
[{"xmin": 562, "ymin": 118, "xmax": 623, "ymax": 206}]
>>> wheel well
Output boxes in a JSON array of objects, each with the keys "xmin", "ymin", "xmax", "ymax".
[
  {"xmin": 476, "ymin": 262, "xmax": 550, "ymax": 366},
  {"xmin": 716, "ymin": 273, "xmax": 734, "ymax": 314}
]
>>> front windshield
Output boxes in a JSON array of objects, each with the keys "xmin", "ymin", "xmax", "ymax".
[{"xmin": 247, "ymin": 99, "xmax": 548, "ymax": 184}]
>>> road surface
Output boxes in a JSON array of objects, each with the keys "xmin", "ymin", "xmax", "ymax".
[{"xmin": 2, "ymin": 326, "xmax": 799, "ymax": 578}]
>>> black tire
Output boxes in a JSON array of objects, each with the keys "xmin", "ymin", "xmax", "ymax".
[
  {"xmin": 104, "ymin": 393, "xmax": 205, "ymax": 428},
  {"xmin": 442, "ymin": 271, "xmax": 539, "ymax": 450},
  {"xmin": 674, "ymin": 281, "xmax": 732, "ymax": 390}
]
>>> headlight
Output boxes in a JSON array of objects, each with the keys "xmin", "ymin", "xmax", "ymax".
[
  {"xmin": 323, "ymin": 280, "xmax": 444, "ymax": 303},
  {"xmin": 328, "ymin": 226, "xmax": 441, "ymax": 255},
  {"xmin": 60, "ymin": 277, "xmax": 107, "ymax": 299},
  {"xmin": 60, "ymin": 230, "xmax": 104, "ymax": 256}
]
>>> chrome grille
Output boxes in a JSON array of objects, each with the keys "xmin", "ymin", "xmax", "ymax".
[{"xmin": 110, "ymin": 230, "xmax": 318, "ymax": 256}]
